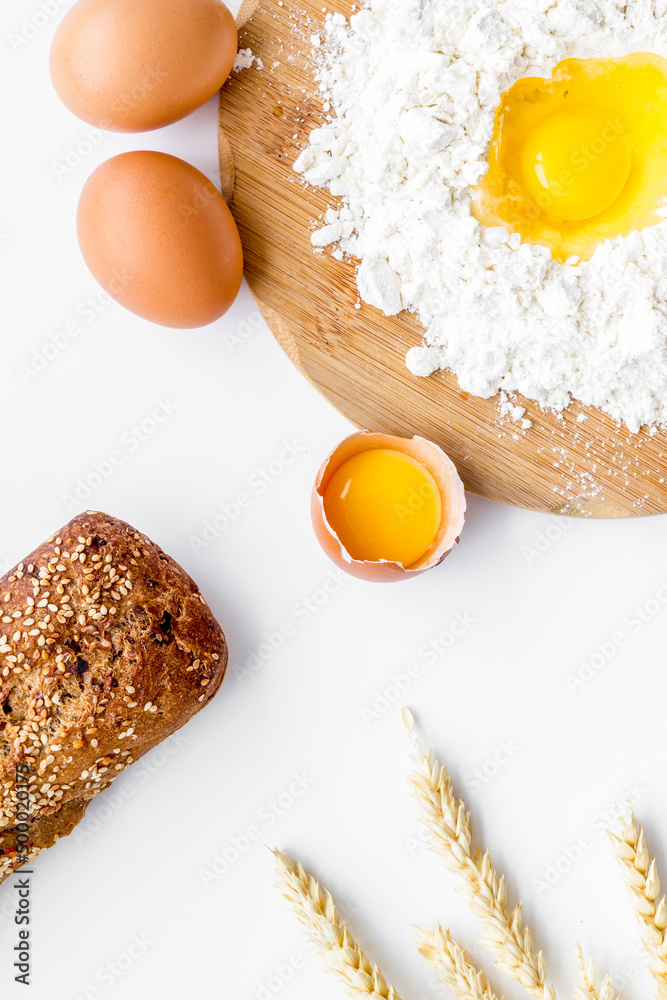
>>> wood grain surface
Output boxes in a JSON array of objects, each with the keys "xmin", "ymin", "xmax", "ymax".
[{"xmin": 219, "ymin": 0, "xmax": 667, "ymax": 518}]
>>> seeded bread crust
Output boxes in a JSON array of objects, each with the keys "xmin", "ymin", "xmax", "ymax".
[{"xmin": 0, "ymin": 511, "xmax": 227, "ymax": 882}]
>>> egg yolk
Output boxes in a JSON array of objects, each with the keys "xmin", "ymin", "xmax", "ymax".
[
  {"xmin": 521, "ymin": 108, "xmax": 633, "ymax": 222},
  {"xmin": 472, "ymin": 53, "xmax": 667, "ymax": 263},
  {"xmin": 323, "ymin": 448, "xmax": 443, "ymax": 567}
]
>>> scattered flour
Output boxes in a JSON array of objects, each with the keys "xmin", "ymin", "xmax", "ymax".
[
  {"xmin": 293, "ymin": 0, "xmax": 667, "ymax": 434},
  {"xmin": 233, "ymin": 47, "xmax": 264, "ymax": 72}
]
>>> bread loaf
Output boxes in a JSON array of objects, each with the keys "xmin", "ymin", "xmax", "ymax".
[{"xmin": 0, "ymin": 511, "xmax": 227, "ymax": 882}]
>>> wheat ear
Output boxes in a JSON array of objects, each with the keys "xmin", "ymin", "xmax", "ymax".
[
  {"xmin": 404, "ymin": 711, "xmax": 556, "ymax": 1000},
  {"xmin": 573, "ymin": 944, "xmax": 621, "ymax": 1000},
  {"xmin": 273, "ymin": 849, "xmax": 404, "ymax": 1000},
  {"xmin": 609, "ymin": 810, "xmax": 667, "ymax": 998},
  {"xmin": 415, "ymin": 924, "xmax": 506, "ymax": 1000}
]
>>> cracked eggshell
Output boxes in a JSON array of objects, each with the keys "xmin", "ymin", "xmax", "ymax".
[{"xmin": 311, "ymin": 432, "xmax": 467, "ymax": 583}]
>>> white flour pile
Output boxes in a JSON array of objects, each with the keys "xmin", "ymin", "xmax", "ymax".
[{"xmin": 294, "ymin": 0, "xmax": 667, "ymax": 433}]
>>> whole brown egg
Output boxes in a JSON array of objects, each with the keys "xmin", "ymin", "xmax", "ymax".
[
  {"xmin": 50, "ymin": 0, "xmax": 238, "ymax": 132},
  {"xmin": 77, "ymin": 151, "xmax": 244, "ymax": 328}
]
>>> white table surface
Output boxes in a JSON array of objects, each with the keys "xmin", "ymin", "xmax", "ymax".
[{"xmin": 1, "ymin": 3, "xmax": 667, "ymax": 999}]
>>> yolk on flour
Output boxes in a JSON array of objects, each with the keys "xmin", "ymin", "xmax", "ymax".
[
  {"xmin": 472, "ymin": 53, "xmax": 667, "ymax": 263},
  {"xmin": 322, "ymin": 448, "xmax": 443, "ymax": 566}
]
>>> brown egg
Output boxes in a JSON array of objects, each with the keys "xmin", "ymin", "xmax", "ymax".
[
  {"xmin": 50, "ymin": 0, "xmax": 238, "ymax": 132},
  {"xmin": 312, "ymin": 432, "xmax": 467, "ymax": 583},
  {"xmin": 77, "ymin": 151, "xmax": 243, "ymax": 328}
]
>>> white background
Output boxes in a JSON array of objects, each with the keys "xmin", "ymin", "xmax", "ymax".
[{"xmin": 1, "ymin": 2, "xmax": 667, "ymax": 999}]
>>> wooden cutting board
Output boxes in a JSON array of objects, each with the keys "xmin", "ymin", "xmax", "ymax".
[{"xmin": 219, "ymin": 0, "xmax": 667, "ymax": 518}]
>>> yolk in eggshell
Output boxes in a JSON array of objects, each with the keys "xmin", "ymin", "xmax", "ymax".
[
  {"xmin": 472, "ymin": 53, "xmax": 667, "ymax": 263},
  {"xmin": 322, "ymin": 448, "xmax": 443, "ymax": 567}
]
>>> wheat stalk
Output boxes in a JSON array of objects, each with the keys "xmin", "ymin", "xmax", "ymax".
[
  {"xmin": 273, "ymin": 849, "xmax": 404, "ymax": 1000},
  {"xmin": 415, "ymin": 924, "xmax": 505, "ymax": 1000},
  {"xmin": 609, "ymin": 810, "xmax": 667, "ymax": 998},
  {"xmin": 404, "ymin": 710, "xmax": 556, "ymax": 1000},
  {"xmin": 573, "ymin": 945, "xmax": 621, "ymax": 1000}
]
